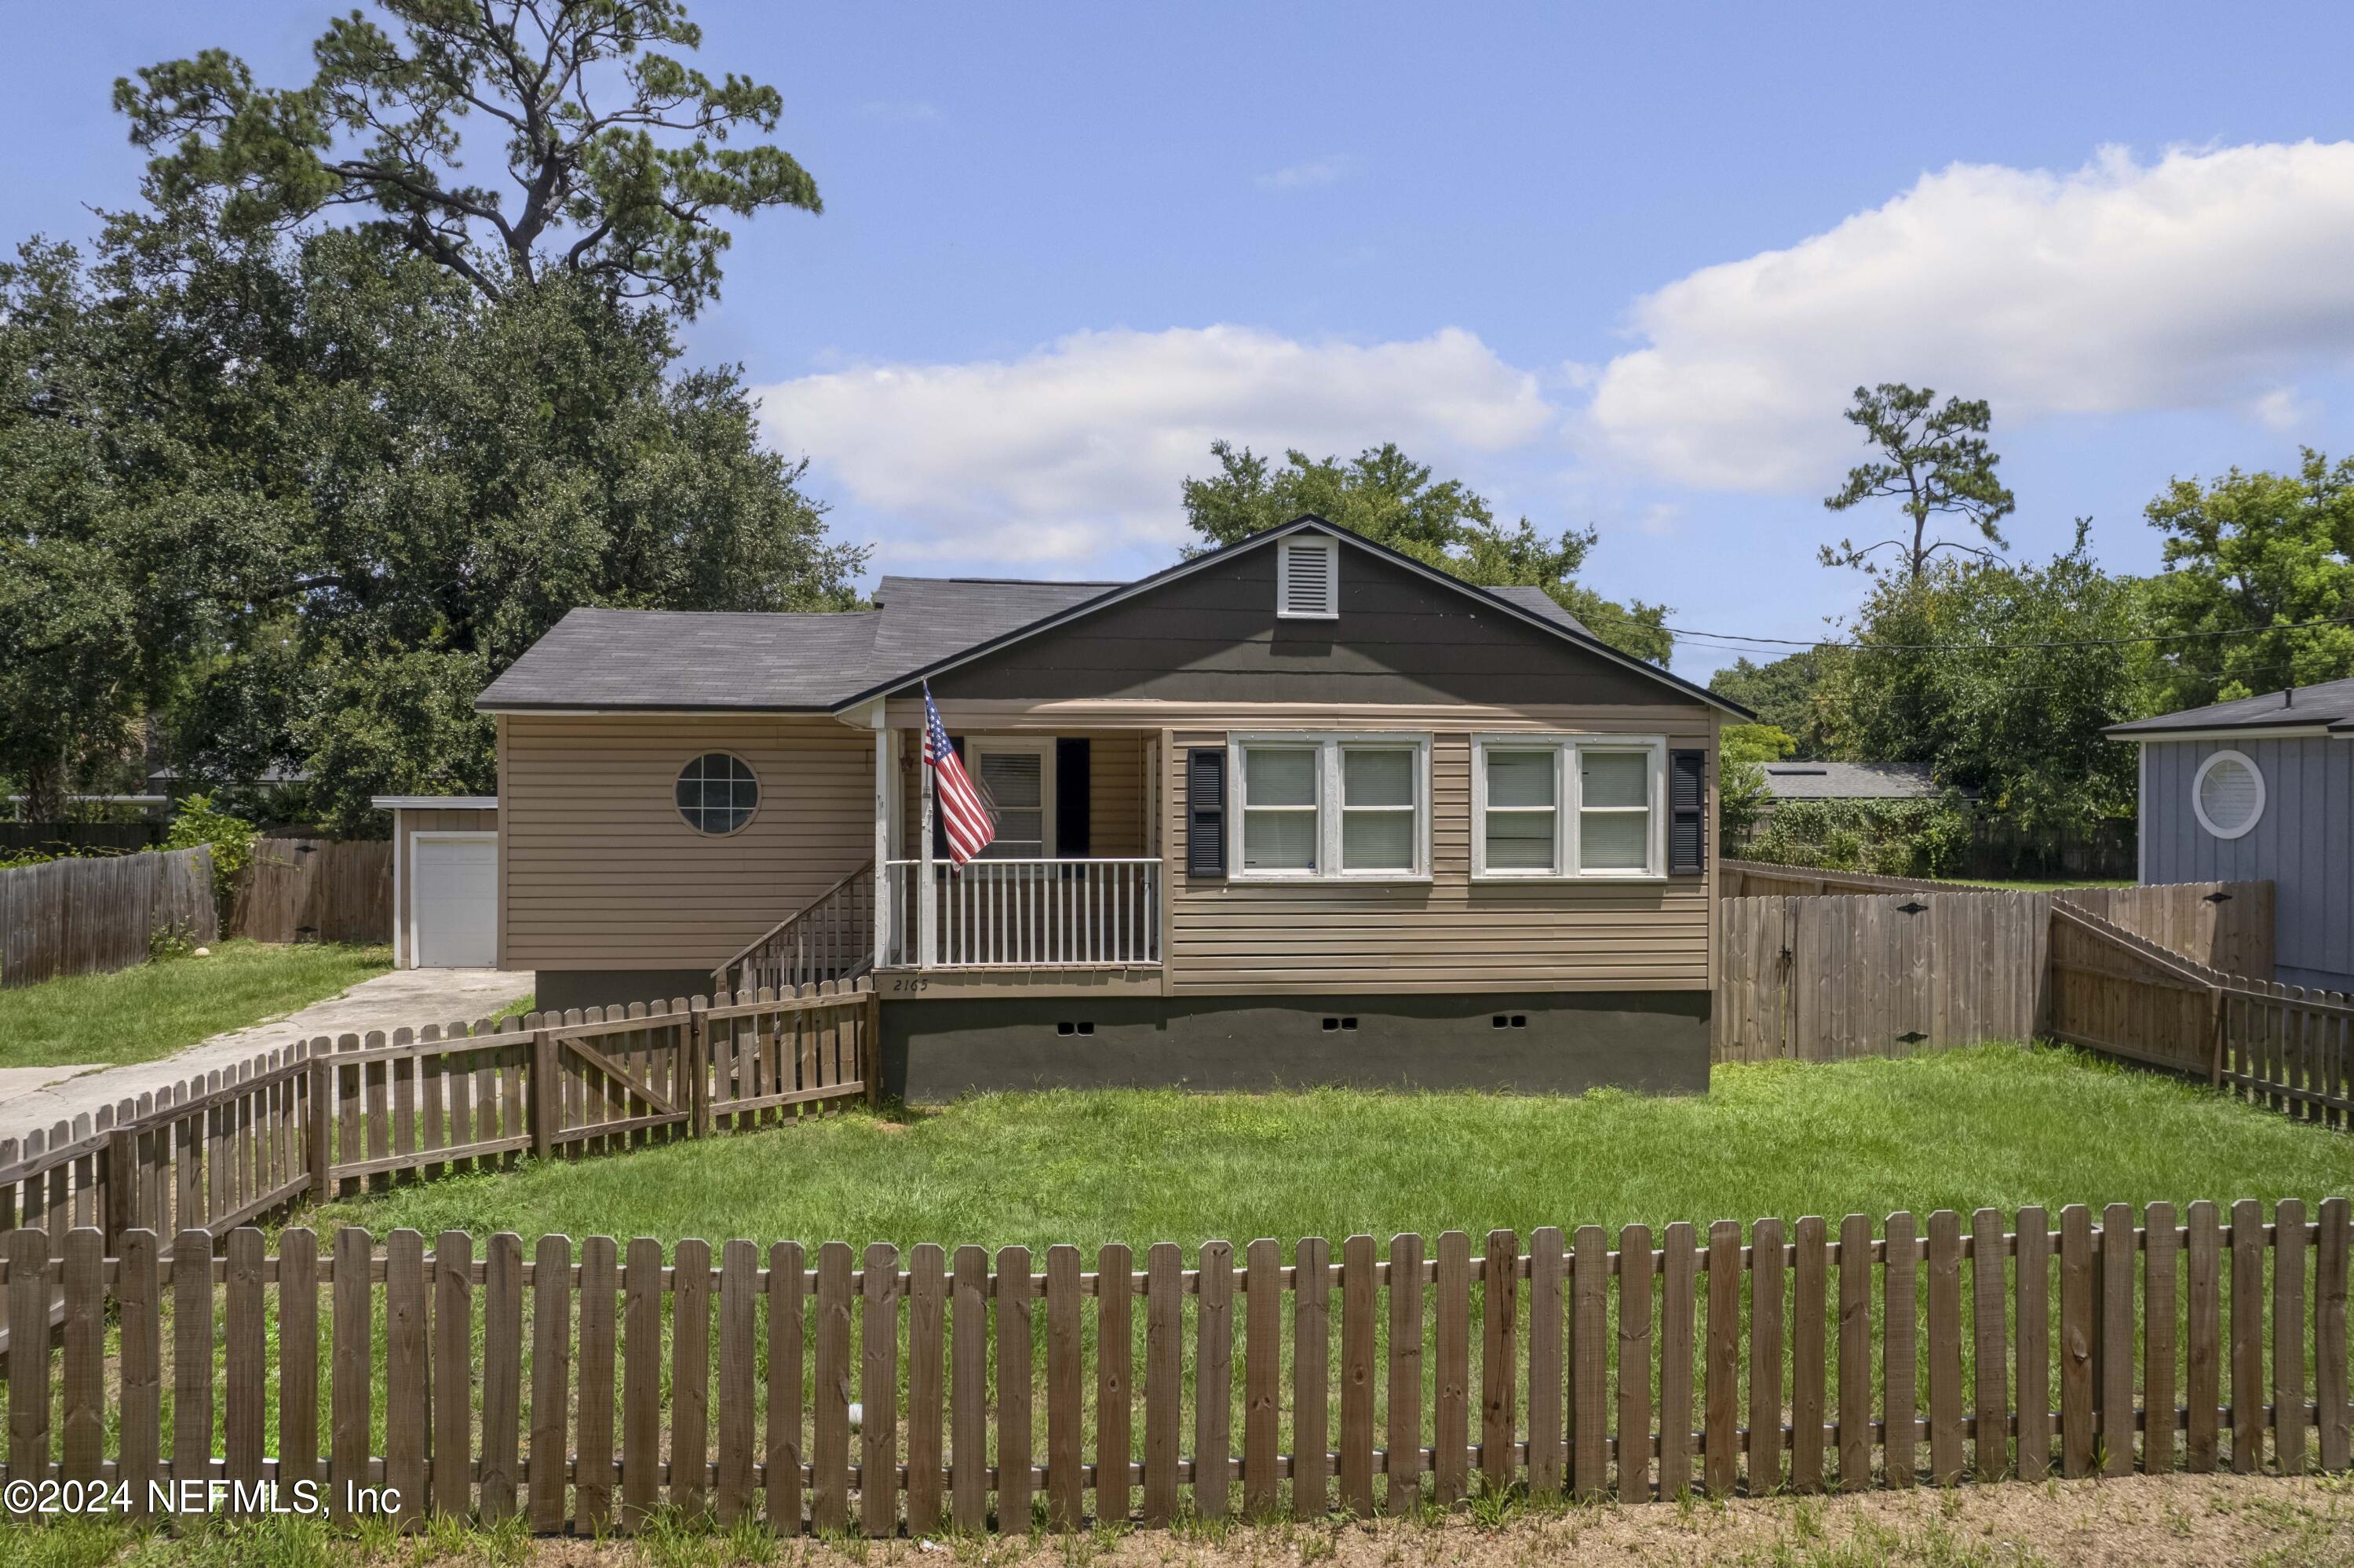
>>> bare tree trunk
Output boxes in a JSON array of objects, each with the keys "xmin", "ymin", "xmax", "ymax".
[{"xmin": 20, "ymin": 757, "xmax": 66, "ymax": 824}]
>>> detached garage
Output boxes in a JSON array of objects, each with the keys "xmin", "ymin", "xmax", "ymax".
[{"xmin": 372, "ymin": 796, "xmax": 499, "ymax": 968}]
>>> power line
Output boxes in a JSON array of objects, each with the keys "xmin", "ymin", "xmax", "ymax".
[
  {"xmin": 1698, "ymin": 655, "xmax": 2332, "ymax": 707},
  {"xmin": 1669, "ymin": 608, "xmax": 2354, "ymax": 655}
]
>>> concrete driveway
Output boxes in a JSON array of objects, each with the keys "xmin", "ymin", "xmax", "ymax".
[{"xmin": 0, "ymin": 968, "xmax": 530, "ymax": 1142}]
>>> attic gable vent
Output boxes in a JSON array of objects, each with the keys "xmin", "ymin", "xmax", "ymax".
[{"xmin": 1278, "ymin": 536, "xmax": 1338, "ymax": 619}]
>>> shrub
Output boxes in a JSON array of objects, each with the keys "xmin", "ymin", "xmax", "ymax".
[
  {"xmin": 1739, "ymin": 794, "xmax": 1975, "ymax": 878},
  {"xmin": 163, "ymin": 793, "xmax": 258, "ymax": 913}
]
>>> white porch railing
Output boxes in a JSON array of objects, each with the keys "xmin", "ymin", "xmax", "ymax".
[{"xmin": 882, "ymin": 858, "xmax": 1161, "ymax": 968}]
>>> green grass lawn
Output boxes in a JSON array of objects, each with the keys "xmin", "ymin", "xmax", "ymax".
[
  {"xmin": 0, "ymin": 938, "xmax": 392, "ymax": 1070},
  {"xmin": 308, "ymin": 1045, "xmax": 2354, "ymax": 1259}
]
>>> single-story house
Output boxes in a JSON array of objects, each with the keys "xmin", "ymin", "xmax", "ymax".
[
  {"xmin": 2106, "ymin": 677, "xmax": 2354, "ymax": 992},
  {"xmin": 474, "ymin": 518, "xmax": 1751, "ymax": 1096}
]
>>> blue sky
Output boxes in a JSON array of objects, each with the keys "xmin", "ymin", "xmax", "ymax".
[{"xmin": 14, "ymin": 2, "xmax": 2354, "ymax": 679}]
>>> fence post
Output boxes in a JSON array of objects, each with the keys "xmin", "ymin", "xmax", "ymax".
[
  {"xmin": 104, "ymin": 1129, "xmax": 137, "ymax": 1246},
  {"xmin": 531, "ymin": 1030, "xmax": 558, "ymax": 1159},
  {"xmin": 864, "ymin": 982, "xmax": 881, "ymax": 1108},
  {"xmin": 306, "ymin": 1049, "xmax": 332, "ymax": 1200},
  {"xmin": 687, "ymin": 1005, "xmax": 711, "ymax": 1138},
  {"xmin": 2207, "ymin": 987, "xmax": 2226, "ymax": 1086}
]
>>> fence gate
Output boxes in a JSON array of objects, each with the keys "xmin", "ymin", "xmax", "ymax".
[
  {"xmin": 535, "ymin": 1005, "xmax": 699, "ymax": 1153},
  {"xmin": 1715, "ymin": 891, "xmax": 2048, "ymax": 1062}
]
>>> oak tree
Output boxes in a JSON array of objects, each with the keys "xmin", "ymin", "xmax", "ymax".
[{"xmin": 113, "ymin": 0, "xmax": 819, "ymax": 314}]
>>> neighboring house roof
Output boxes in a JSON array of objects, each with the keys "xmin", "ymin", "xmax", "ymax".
[
  {"xmin": 2104, "ymin": 676, "xmax": 2354, "ymax": 739},
  {"xmin": 1759, "ymin": 761, "xmax": 1941, "ymax": 801},
  {"xmin": 148, "ymin": 766, "xmax": 309, "ymax": 785},
  {"xmin": 476, "ymin": 518, "xmax": 1746, "ymax": 718}
]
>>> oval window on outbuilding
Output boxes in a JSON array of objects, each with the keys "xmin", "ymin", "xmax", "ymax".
[
  {"xmin": 2192, "ymin": 749, "xmax": 2264, "ymax": 841},
  {"xmin": 677, "ymin": 752, "xmax": 760, "ymax": 835}
]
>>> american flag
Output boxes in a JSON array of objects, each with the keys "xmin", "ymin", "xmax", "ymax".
[{"xmin": 923, "ymin": 687, "xmax": 995, "ymax": 866}]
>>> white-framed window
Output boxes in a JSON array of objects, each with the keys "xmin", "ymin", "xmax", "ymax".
[
  {"xmin": 2191, "ymin": 748, "xmax": 2265, "ymax": 841},
  {"xmin": 1232, "ymin": 732, "xmax": 1429, "ymax": 879},
  {"xmin": 1472, "ymin": 735, "xmax": 1666, "ymax": 879},
  {"xmin": 1277, "ymin": 534, "xmax": 1338, "ymax": 618},
  {"xmin": 965, "ymin": 738, "xmax": 1056, "ymax": 859}
]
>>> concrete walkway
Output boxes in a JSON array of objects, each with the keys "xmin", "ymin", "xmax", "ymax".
[{"xmin": 0, "ymin": 968, "xmax": 530, "ymax": 1141}]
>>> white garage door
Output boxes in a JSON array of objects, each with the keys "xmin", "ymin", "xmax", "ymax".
[{"xmin": 413, "ymin": 836, "xmax": 497, "ymax": 968}]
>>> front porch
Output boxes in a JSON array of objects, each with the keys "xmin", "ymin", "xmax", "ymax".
[
  {"xmin": 715, "ymin": 727, "xmax": 1166, "ymax": 996},
  {"xmin": 882, "ymin": 856, "xmax": 1161, "ymax": 968}
]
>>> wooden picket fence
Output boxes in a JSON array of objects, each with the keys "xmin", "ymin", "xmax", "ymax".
[
  {"xmin": 0, "ymin": 846, "xmax": 217, "ymax": 988},
  {"xmin": 2049, "ymin": 903, "xmax": 2354, "ymax": 1130},
  {"xmin": 2, "ymin": 1198, "xmax": 2346, "ymax": 1532},
  {"xmin": 0, "ymin": 981, "xmax": 877, "ymax": 1349}
]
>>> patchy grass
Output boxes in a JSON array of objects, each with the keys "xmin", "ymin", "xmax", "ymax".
[
  {"xmin": 0, "ymin": 939, "xmax": 392, "ymax": 1070},
  {"xmin": 4, "ymin": 1471, "xmax": 2350, "ymax": 1566},
  {"xmin": 309, "ymin": 1046, "xmax": 2354, "ymax": 1258}
]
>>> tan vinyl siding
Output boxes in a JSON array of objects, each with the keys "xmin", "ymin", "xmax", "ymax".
[
  {"xmin": 394, "ymin": 807, "xmax": 497, "ymax": 966},
  {"xmin": 1164, "ymin": 717, "xmax": 1717, "ymax": 996},
  {"xmin": 1089, "ymin": 735, "xmax": 1150, "ymax": 855},
  {"xmin": 503, "ymin": 714, "xmax": 873, "ymax": 969}
]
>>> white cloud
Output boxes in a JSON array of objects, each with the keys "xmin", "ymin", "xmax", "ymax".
[
  {"xmin": 1257, "ymin": 155, "xmax": 1359, "ymax": 191},
  {"xmin": 1638, "ymin": 503, "xmax": 1680, "ymax": 537},
  {"xmin": 760, "ymin": 326, "xmax": 1553, "ymax": 565},
  {"xmin": 2250, "ymin": 387, "xmax": 2312, "ymax": 431},
  {"xmin": 1585, "ymin": 141, "xmax": 2354, "ymax": 490}
]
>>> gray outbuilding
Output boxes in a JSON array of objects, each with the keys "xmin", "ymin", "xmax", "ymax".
[{"xmin": 2107, "ymin": 677, "xmax": 2354, "ymax": 992}]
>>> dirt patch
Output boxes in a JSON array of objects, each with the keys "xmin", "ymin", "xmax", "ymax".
[
  {"xmin": 334, "ymin": 1473, "xmax": 2354, "ymax": 1568},
  {"xmin": 41, "ymin": 1472, "xmax": 2352, "ymax": 1567}
]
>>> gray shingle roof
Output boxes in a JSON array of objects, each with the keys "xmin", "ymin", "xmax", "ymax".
[
  {"xmin": 1760, "ymin": 761, "xmax": 1940, "ymax": 800},
  {"xmin": 866, "ymin": 577, "xmax": 1114, "ymax": 679},
  {"xmin": 476, "ymin": 578, "xmax": 1122, "ymax": 713},
  {"xmin": 2104, "ymin": 676, "xmax": 2354, "ymax": 738},
  {"xmin": 476, "ymin": 608, "xmax": 883, "ymax": 710},
  {"xmin": 1487, "ymin": 585, "xmax": 1593, "ymax": 636},
  {"xmin": 476, "ymin": 520, "xmax": 1747, "ymax": 717}
]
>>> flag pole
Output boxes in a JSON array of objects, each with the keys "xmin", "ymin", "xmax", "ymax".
[{"xmin": 918, "ymin": 687, "xmax": 938, "ymax": 969}]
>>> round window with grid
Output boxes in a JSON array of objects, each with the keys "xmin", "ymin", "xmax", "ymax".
[{"xmin": 676, "ymin": 752, "xmax": 760, "ymax": 835}]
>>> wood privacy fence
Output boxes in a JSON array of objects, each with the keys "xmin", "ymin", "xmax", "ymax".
[
  {"xmin": 230, "ymin": 837, "xmax": 392, "ymax": 945},
  {"xmin": 0, "ymin": 847, "xmax": 216, "ymax": 989},
  {"xmin": 0, "ymin": 822, "xmax": 168, "ymax": 856},
  {"xmin": 2049, "ymin": 903, "xmax": 2354, "ymax": 1129},
  {"xmin": 1713, "ymin": 872, "xmax": 2274, "ymax": 1063},
  {"xmin": 0, "ymin": 980, "xmax": 878, "ymax": 1348},
  {"xmin": 1719, "ymin": 860, "xmax": 2273, "ymax": 978},
  {"xmin": 2, "ymin": 1199, "xmax": 2347, "ymax": 1532},
  {"xmin": 1716, "ymin": 890, "xmax": 2048, "ymax": 1063}
]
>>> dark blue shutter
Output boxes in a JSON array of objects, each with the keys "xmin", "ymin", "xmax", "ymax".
[
  {"xmin": 1669, "ymin": 749, "xmax": 1706, "ymax": 875},
  {"xmin": 1187, "ymin": 746, "xmax": 1227, "ymax": 878}
]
